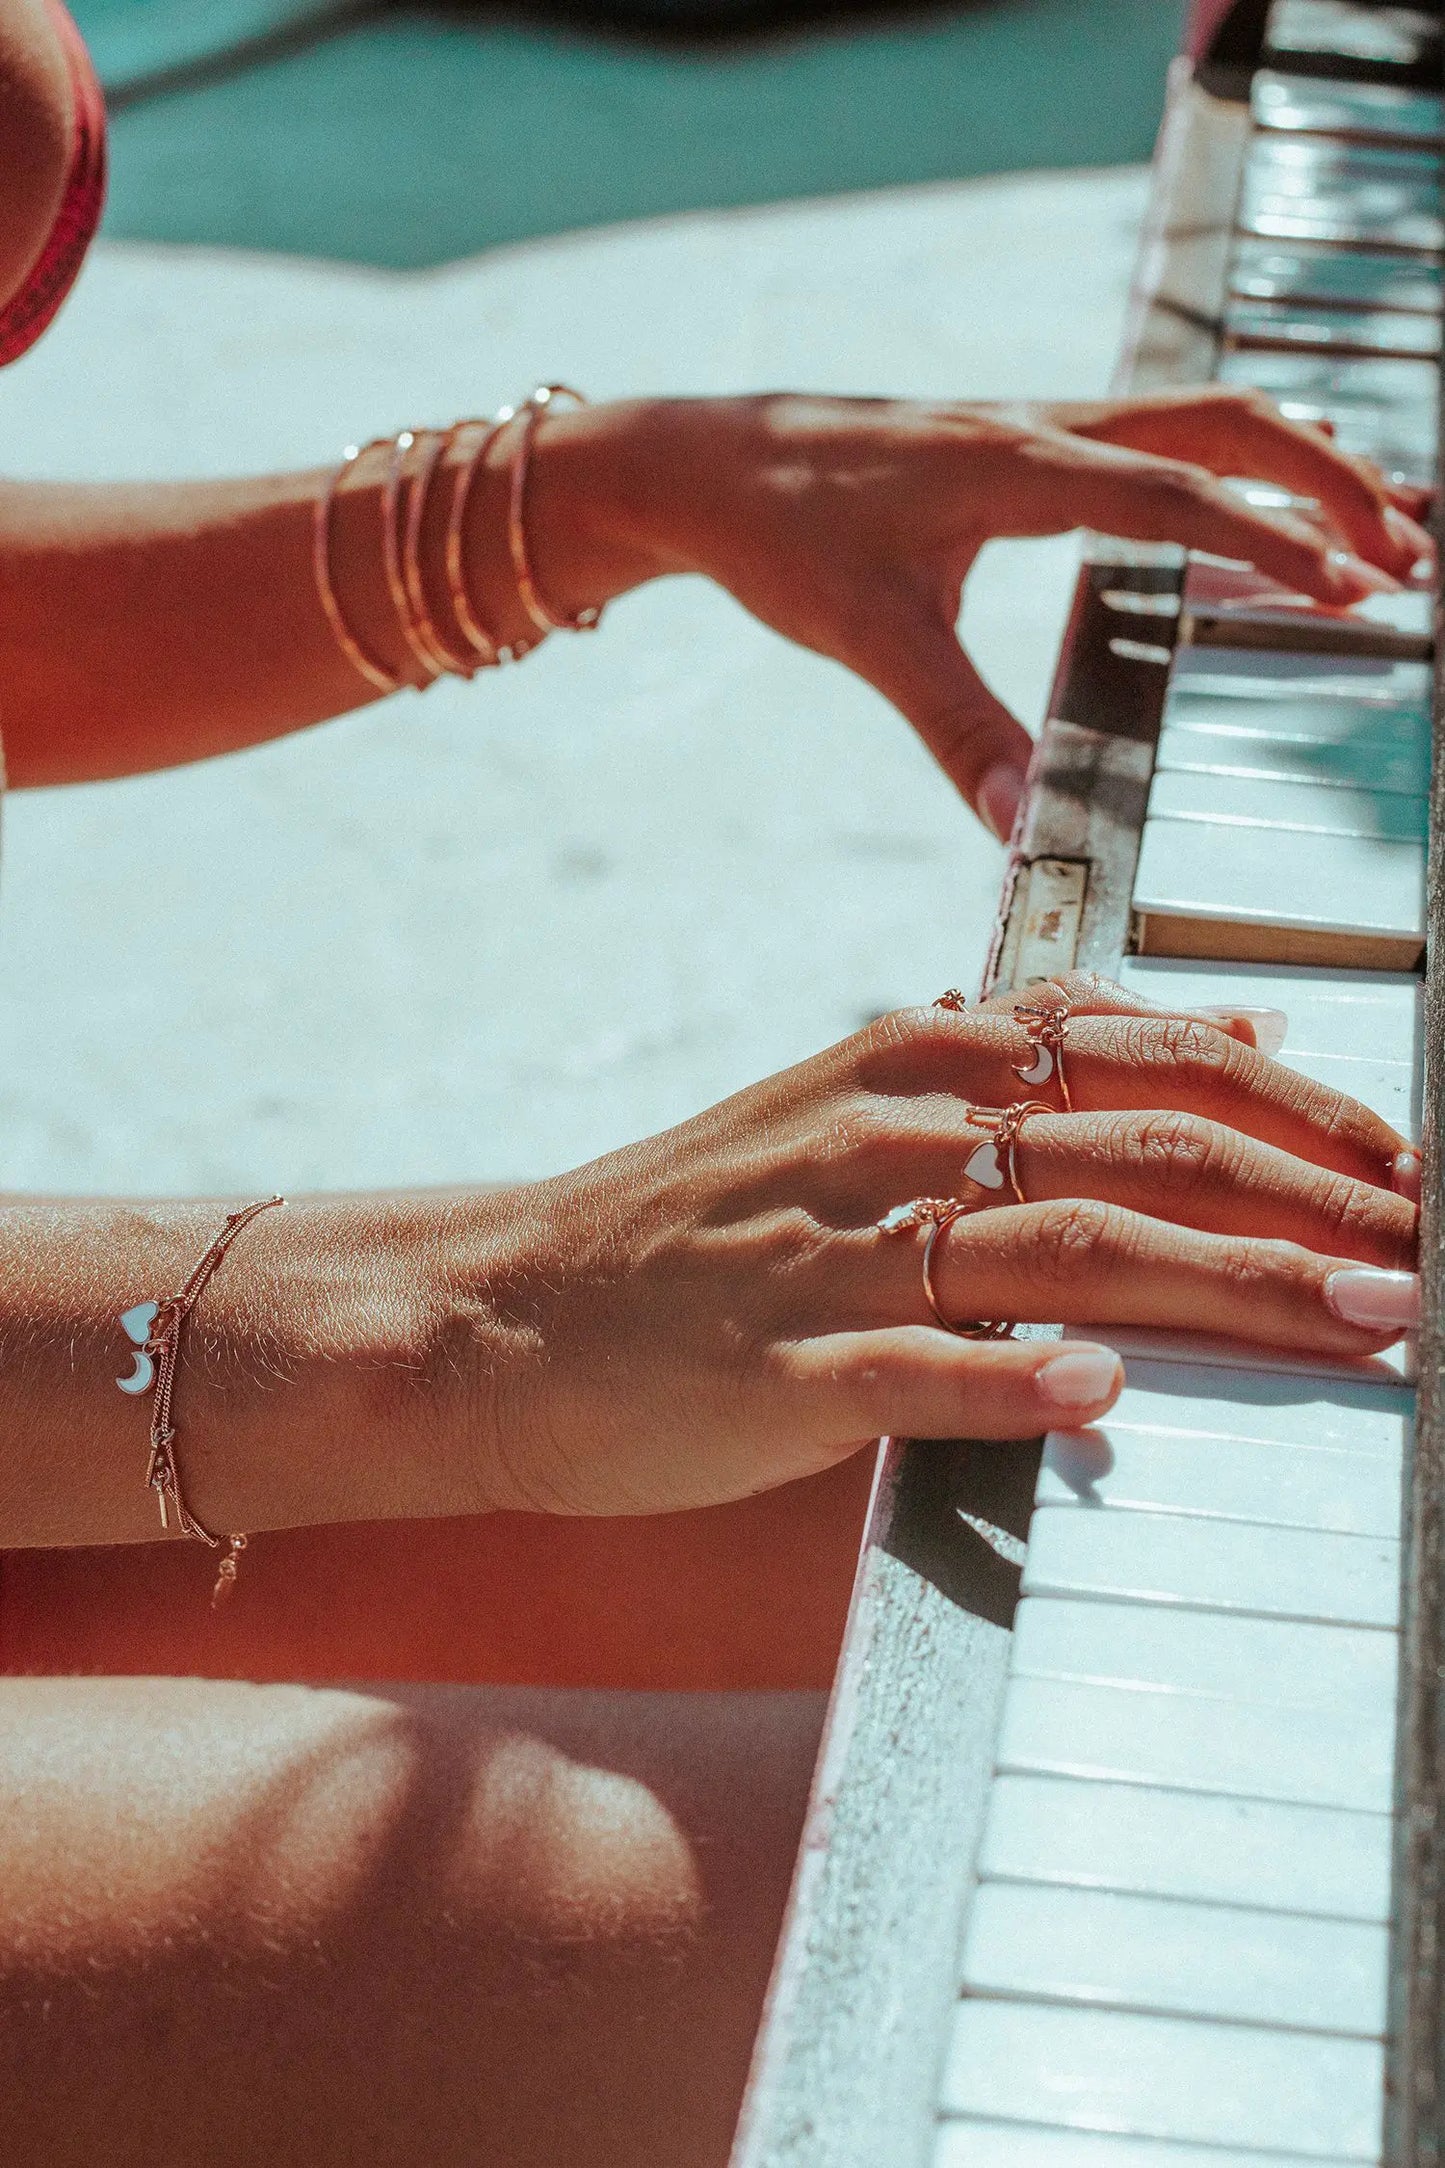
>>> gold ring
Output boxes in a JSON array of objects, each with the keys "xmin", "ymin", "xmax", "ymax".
[
  {"xmin": 877, "ymin": 1195, "xmax": 1015, "ymax": 1340},
  {"xmin": 1012, "ymin": 994, "xmax": 1072, "ymax": 1110}
]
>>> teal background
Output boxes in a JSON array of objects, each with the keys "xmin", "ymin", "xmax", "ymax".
[{"xmin": 76, "ymin": 0, "xmax": 1187, "ymax": 268}]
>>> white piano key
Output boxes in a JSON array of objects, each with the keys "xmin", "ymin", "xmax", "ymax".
[
  {"xmin": 1157, "ymin": 717, "xmax": 1427, "ymax": 795},
  {"xmin": 976, "ymin": 1772, "xmax": 1393, "ymax": 1921},
  {"xmin": 1231, "ymin": 238, "xmax": 1442, "ymax": 315},
  {"xmin": 1081, "ymin": 1326, "xmax": 1413, "ymax": 1388},
  {"xmin": 1165, "ymin": 680, "xmax": 1428, "ymax": 741},
  {"xmin": 1132, "ymin": 814, "xmax": 1424, "ymax": 946},
  {"xmin": 959, "ymin": 1881, "xmax": 1387, "ymax": 2036},
  {"xmin": 1115, "ymin": 956, "xmax": 1420, "ymax": 1062},
  {"xmin": 1147, "ymin": 766, "xmax": 1427, "ymax": 841},
  {"xmin": 1039, "ymin": 1420, "xmax": 1401, "ymax": 1535},
  {"xmin": 1021, "ymin": 1502, "xmax": 1399, "ymax": 1629},
  {"xmin": 1096, "ymin": 1360, "xmax": 1414, "ymax": 1459},
  {"xmin": 940, "ymin": 1999, "xmax": 1384, "ymax": 2157},
  {"xmin": 997, "ymin": 1674, "xmax": 1392, "ymax": 1811},
  {"xmin": 1253, "ymin": 68, "xmax": 1444, "ymax": 144},
  {"xmin": 1266, "ymin": 0, "xmax": 1439, "ymax": 74},
  {"xmin": 1227, "ymin": 299, "xmax": 1442, "ymax": 357},
  {"xmin": 1238, "ymin": 141, "xmax": 1443, "ymax": 253},
  {"xmin": 1012, "ymin": 1596, "xmax": 1397, "ymax": 1707},
  {"xmin": 935, "ymin": 2121, "xmax": 1356, "ymax": 2168},
  {"xmin": 1170, "ymin": 644, "xmax": 1430, "ymax": 706}
]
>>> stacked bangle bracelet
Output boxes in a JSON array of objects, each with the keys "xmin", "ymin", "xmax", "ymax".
[{"xmin": 312, "ymin": 384, "xmax": 605, "ymax": 694}]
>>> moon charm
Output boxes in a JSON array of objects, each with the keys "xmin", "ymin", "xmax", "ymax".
[
  {"xmin": 117, "ymin": 1348, "xmax": 155, "ymax": 1395},
  {"xmin": 964, "ymin": 1140, "xmax": 1007, "ymax": 1190},
  {"xmin": 1015, "ymin": 1045, "xmax": 1055, "ymax": 1087}
]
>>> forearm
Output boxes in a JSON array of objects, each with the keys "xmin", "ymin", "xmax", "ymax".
[
  {"xmin": 0, "ymin": 1190, "xmax": 515, "ymax": 1548},
  {"xmin": 0, "ymin": 408, "xmax": 660, "ymax": 788}
]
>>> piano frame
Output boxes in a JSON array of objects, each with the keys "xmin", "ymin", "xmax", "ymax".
[{"xmin": 731, "ymin": 34, "xmax": 1445, "ymax": 2168}]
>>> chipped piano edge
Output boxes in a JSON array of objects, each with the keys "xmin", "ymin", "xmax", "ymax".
[
  {"xmin": 1385, "ymin": 327, "xmax": 1445, "ymax": 2166},
  {"xmin": 728, "ymin": 60, "xmax": 1248, "ymax": 2168}
]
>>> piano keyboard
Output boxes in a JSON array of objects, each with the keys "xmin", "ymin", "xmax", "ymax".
[
  {"xmin": 936, "ymin": 8, "xmax": 1437, "ymax": 2161},
  {"xmin": 733, "ymin": 8, "xmax": 1442, "ymax": 2167}
]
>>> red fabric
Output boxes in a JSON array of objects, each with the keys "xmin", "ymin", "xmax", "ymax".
[{"xmin": 0, "ymin": 0, "xmax": 105, "ymax": 366}]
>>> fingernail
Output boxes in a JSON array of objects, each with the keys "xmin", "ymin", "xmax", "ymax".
[
  {"xmin": 978, "ymin": 762, "xmax": 1026, "ymax": 844},
  {"xmin": 1392, "ymin": 1148, "xmax": 1422, "ymax": 1203},
  {"xmin": 1324, "ymin": 1266, "xmax": 1419, "ymax": 1331},
  {"xmin": 1037, "ymin": 1346, "xmax": 1124, "ymax": 1412},
  {"xmin": 1326, "ymin": 547, "xmax": 1404, "ymax": 597},
  {"xmin": 1385, "ymin": 504, "xmax": 1435, "ymax": 577},
  {"xmin": 1198, "ymin": 1004, "xmax": 1287, "ymax": 1056}
]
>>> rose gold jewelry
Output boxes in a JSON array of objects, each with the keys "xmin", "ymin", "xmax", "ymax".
[
  {"xmin": 961, "ymin": 1100, "xmax": 1051, "ymax": 1204},
  {"xmin": 935, "ymin": 989, "xmax": 969, "ymax": 1012},
  {"xmin": 445, "ymin": 412, "xmax": 520, "ymax": 665},
  {"xmin": 876, "ymin": 1195, "xmax": 1015, "ymax": 1340},
  {"xmin": 116, "ymin": 1196, "xmax": 285, "ymax": 1608},
  {"xmin": 508, "ymin": 384, "xmax": 604, "ymax": 637},
  {"xmin": 382, "ymin": 429, "xmax": 453, "ymax": 683},
  {"xmin": 314, "ymin": 440, "xmax": 406, "ymax": 696},
  {"xmin": 1012, "ymin": 994, "xmax": 1072, "ymax": 1109},
  {"xmin": 401, "ymin": 423, "xmax": 482, "ymax": 680}
]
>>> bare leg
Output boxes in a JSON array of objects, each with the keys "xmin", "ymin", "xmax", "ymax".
[
  {"xmin": 0, "ymin": 1675, "xmax": 825, "ymax": 2168},
  {"xmin": 1, "ymin": 1452, "xmax": 877, "ymax": 1690}
]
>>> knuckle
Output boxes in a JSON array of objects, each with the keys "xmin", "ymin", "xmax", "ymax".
[
  {"xmin": 1313, "ymin": 1170, "xmax": 1408, "ymax": 1258},
  {"xmin": 866, "ymin": 1000, "xmax": 961, "ymax": 1075},
  {"xmin": 1130, "ymin": 1109, "xmax": 1230, "ymax": 1195},
  {"xmin": 1030, "ymin": 1196, "xmax": 1120, "ymax": 1283},
  {"xmin": 1130, "ymin": 1013, "xmax": 1238, "ymax": 1087}
]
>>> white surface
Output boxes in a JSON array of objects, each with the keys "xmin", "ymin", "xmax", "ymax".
[
  {"xmin": 1013, "ymin": 1595, "xmax": 1397, "ymax": 1706},
  {"xmin": 1146, "ymin": 766, "xmax": 1427, "ymax": 839},
  {"xmin": 940, "ymin": 2000, "xmax": 1384, "ymax": 2157},
  {"xmin": 937, "ymin": 2125, "xmax": 1356, "ymax": 2168},
  {"xmin": 1132, "ymin": 813, "xmax": 1425, "ymax": 940},
  {"xmin": 0, "ymin": 167, "xmax": 1149, "ymax": 1193},
  {"xmin": 1038, "ymin": 1415, "xmax": 1402, "ymax": 1533},
  {"xmin": 1021, "ymin": 1502, "xmax": 1400, "ymax": 1628},
  {"xmin": 959, "ymin": 1880, "xmax": 1387, "ymax": 2035},
  {"xmin": 1156, "ymin": 718, "xmax": 1428, "ymax": 795},
  {"xmin": 996, "ymin": 1673, "xmax": 1393, "ymax": 1809},
  {"xmin": 976, "ymin": 1772, "xmax": 1393, "ymax": 1921}
]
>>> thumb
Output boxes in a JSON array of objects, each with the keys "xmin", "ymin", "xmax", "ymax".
[{"xmin": 851, "ymin": 599, "xmax": 1034, "ymax": 840}]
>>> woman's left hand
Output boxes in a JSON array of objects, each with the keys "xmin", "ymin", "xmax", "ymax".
[{"xmin": 537, "ymin": 387, "xmax": 1432, "ymax": 840}]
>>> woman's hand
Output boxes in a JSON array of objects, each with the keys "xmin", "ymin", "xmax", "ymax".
[
  {"xmin": 454, "ymin": 974, "xmax": 1419, "ymax": 1520},
  {"xmin": 537, "ymin": 388, "xmax": 1432, "ymax": 838}
]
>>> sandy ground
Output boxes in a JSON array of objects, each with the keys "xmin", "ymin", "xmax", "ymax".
[{"xmin": 0, "ymin": 166, "xmax": 1147, "ymax": 1193}]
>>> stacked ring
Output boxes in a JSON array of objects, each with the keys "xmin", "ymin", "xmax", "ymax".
[
  {"xmin": 961, "ymin": 1099, "xmax": 1051, "ymax": 1205},
  {"xmin": 1011, "ymin": 994, "xmax": 1072, "ymax": 1110}
]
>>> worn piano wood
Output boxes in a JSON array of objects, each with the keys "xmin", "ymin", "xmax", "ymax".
[{"xmin": 732, "ymin": 7, "xmax": 1445, "ymax": 2167}]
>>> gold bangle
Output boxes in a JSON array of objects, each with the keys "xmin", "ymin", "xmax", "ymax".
[
  {"xmin": 313, "ymin": 440, "xmax": 406, "ymax": 697},
  {"xmin": 381, "ymin": 429, "xmax": 451, "ymax": 683},
  {"xmin": 401, "ymin": 423, "xmax": 483, "ymax": 679},
  {"xmin": 444, "ymin": 414, "xmax": 518, "ymax": 666},
  {"xmin": 507, "ymin": 384, "xmax": 604, "ymax": 638}
]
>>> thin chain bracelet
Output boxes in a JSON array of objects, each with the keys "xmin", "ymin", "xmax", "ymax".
[{"xmin": 116, "ymin": 1196, "xmax": 286, "ymax": 1608}]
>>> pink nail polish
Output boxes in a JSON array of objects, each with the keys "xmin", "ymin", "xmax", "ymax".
[
  {"xmin": 1392, "ymin": 1148, "xmax": 1422, "ymax": 1203},
  {"xmin": 1037, "ymin": 1347, "xmax": 1123, "ymax": 1411},
  {"xmin": 1324, "ymin": 1267, "xmax": 1419, "ymax": 1331},
  {"xmin": 1198, "ymin": 1005, "xmax": 1287, "ymax": 1056},
  {"xmin": 978, "ymin": 762, "xmax": 1026, "ymax": 844}
]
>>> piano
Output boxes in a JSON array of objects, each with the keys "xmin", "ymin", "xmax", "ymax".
[{"xmin": 732, "ymin": 4, "xmax": 1444, "ymax": 2165}]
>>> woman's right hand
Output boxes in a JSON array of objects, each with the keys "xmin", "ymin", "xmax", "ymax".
[{"xmin": 451, "ymin": 974, "xmax": 1419, "ymax": 1521}]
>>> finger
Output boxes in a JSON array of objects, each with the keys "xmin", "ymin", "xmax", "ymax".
[
  {"xmin": 786, "ymin": 1327, "xmax": 1125, "ymax": 1444},
  {"xmin": 999, "ymin": 1108, "xmax": 1415, "ymax": 1266},
  {"xmin": 848, "ymin": 595, "xmax": 1033, "ymax": 836},
  {"xmin": 922, "ymin": 1200, "xmax": 1417, "ymax": 1356},
  {"xmin": 974, "ymin": 968, "xmax": 1288, "ymax": 1054},
  {"xmin": 1004, "ymin": 430, "xmax": 1401, "ymax": 607},
  {"xmin": 1056, "ymin": 388, "xmax": 1420, "ymax": 575},
  {"xmin": 871, "ymin": 1006, "xmax": 1409, "ymax": 1186}
]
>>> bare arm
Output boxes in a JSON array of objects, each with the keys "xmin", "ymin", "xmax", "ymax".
[{"xmin": 0, "ymin": 392, "xmax": 1424, "ymax": 819}]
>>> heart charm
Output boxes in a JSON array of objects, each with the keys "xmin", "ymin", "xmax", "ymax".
[
  {"xmin": 1015, "ymin": 1044, "xmax": 1054, "ymax": 1087},
  {"xmin": 964, "ymin": 1140, "xmax": 1006, "ymax": 1190},
  {"xmin": 120, "ymin": 1301, "xmax": 159, "ymax": 1346}
]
